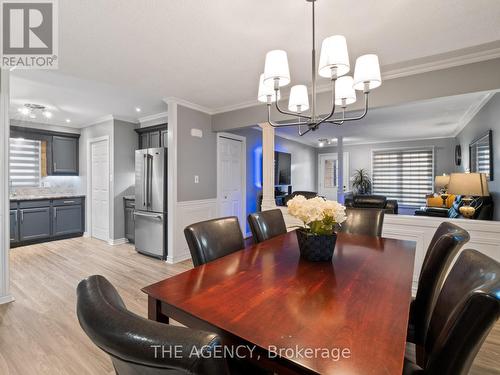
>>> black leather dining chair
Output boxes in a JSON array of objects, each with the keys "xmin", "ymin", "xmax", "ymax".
[
  {"xmin": 76, "ymin": 275, "xmax": 229, "ymax": 375},
  {"xmin": 403, "ymin": 249, "xmax": 500, "ymax": 375},
  {"xmin": 340, "ymin": 208, "xmax": 385, "ymax": 237},
  {"xmin": 184, "ymin": 216, "xmax": 245, "ymax": 266},
  {"xmin": 407, "ymin": 222, "xmax": 470, "ymax": 351},
  {"xmin": 248, "ymin": 209, "xmax": 287, "ymax": 244}
]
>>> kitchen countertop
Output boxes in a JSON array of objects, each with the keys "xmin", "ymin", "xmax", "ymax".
[{"xmin": 10, "ymin": 194, "xmax": 85, "ymax": 202}]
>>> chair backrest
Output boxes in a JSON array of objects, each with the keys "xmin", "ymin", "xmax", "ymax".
[
  {"xmin": 248, "ymin": 209, "xmax": 287, "ymax": 244},
  {"xmin": 76, "ymin": 275, "xmax": 228, "ymax": 375},
  {"xmin": 340, "ymin": 208, "xmax": 384, "ymax": 237},
  {"xmin": 423, "ymin": 250, "xmax": 500, "ymax": 375},
  {"xmin": 413, "ymin": 222, "xmax": 470, "ymax": 344},
  {"xmin": 184, "ymin": 216, "xmax": 244, "ymax": 266}
]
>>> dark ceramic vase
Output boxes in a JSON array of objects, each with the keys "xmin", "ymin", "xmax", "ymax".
[{"xmin": 295, "ymin": 229, "xmax": 337, "ymax": 262}]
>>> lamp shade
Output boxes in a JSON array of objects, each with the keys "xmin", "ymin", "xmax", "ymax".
[
  {"xmin": 353, "ymin": 54, "xmax": 381, "ymax": 91},
  {"xmin": 263, "ymin": 50, "xmax": 291, "ymax": 88},
  {"xmin": 335, "ymin": 76, "xmax": 356, "ymax": 106},
  {"xmin": 288, "ymin": 85, "xmax": 309, "ymax": 112},
  {"xmin": 257, "ymin": 73, "xmax": 280, "ymax": 103},
  {"xmin": 447, "ymin": 173, "xmax": 489, "ymax": 196},
  {"xmin": 318, "ymin": 35, "xmax": 350, "ymax": 78},
  {"xmin": 435, "ymin": 174, "xmax": 450, "ymax": 192}
]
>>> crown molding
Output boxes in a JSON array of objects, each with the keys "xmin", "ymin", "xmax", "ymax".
[
  {"xmin": 211, "ymin": 46, "xmax": 500, "ymax": 115},
  {"xmin": 453, "ymin": 91, "xmax": 497, "ymax": 137},
  {"xmin": 138, "ymin": 111, "xmax": 168, "ymax": 124},
  {"xmin": 163, "ymin": 97, "xmax": 214, "ymax": 115},
  {"xmin": 81, "ymin": 114, "xmax": 139, "ymax": 128}
]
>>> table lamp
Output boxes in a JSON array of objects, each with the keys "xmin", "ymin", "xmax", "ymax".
[
  {"xmin": 447, "ymin": 173, "xmax": 489, "ymax": 219},
  {"xmin": 434, "ymin": 174, "xmax": 450, "ymax": 207}
]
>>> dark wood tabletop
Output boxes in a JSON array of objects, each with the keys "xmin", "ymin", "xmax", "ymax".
[{"xmin": 142, "ymin": 231, "xmax": 416, "ymax": 375}]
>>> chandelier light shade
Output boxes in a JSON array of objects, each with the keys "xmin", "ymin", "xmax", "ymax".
[
  {"xmin": 335, "ymin": 76, "xmax": 356, "ymax": 106},
  {"xmin": 318, "ymin": 35, "xmax": 350, "ymax": 78},
  {"xmin": 353, "ymin": 54, "xmax": 382, "ymax": 91},
  {"xmin": 257, "ymin": 0, "xmax": 382, "ymax": 136},
  {"xmin": 258, "ymin": 74, "xmax": 280, "ymax": 103},
  {"xmin": 288, "ymin": 85, "xmax": 310, "ymax": 112},
  {"xmin": 263, "ymin": 50, "xmax": 291, "ymax": 88}
]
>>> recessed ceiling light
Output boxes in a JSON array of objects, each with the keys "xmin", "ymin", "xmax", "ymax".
[
  {"xmin": 135, "ymin": 107, "xmax": 141, "ymax": 113},
  {"xmin": 42, "ymin": 110, "xmax": 52, "ymax": 118},
  {"xmin": 29, "ymin": 113, "xmax": 36, "ymax": 119},
  {"xmin": 65, "ymin": 119, "xmax": 71, "ymax": 123}
]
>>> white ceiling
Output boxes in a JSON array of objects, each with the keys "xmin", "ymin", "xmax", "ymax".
[
  {"xmin": 8, "ymin": 0, "xmax": 500, "ymax": 128},
  {"xmin": 274, "ymin": 91, "xmax": 494, "ymax": 147}
]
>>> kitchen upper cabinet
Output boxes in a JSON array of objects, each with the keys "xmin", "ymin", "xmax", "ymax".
[
  {"xmin": 19, "ymin": 207, "xmax": 51, "ymax": 241},
  {"xmin": 53, "ymin": 204, "xmax": 83, "ymax": 236},
  {"xmin": 10, "ymin": 210, "xmax": 19, "ymax": 243},
  {"xmin": 136, "ymin": 124, "xmax": 167, "ymax": 149},
  {"xmin": 52, "ymin": 136, "xmax": 79, "ymax": 175}
]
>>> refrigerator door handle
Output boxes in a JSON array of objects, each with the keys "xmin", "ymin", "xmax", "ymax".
[
  {"xmin": 148, "ymin": 154, "xmax": 153, "ymax": 208},
  {"xmin": 143, "ymin": 154, "xmax": 147, "ymax": 208},
  {"xmin": 133, "ymin": 211, "xmax": 163, "ymax": 220}
]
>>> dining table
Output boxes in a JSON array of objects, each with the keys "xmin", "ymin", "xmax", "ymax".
[{"xmin": 142, "ymin": 231, "xmax": 416, "ymax": 375}]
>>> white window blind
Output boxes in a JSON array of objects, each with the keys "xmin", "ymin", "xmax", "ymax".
[
  {"xmin": 372, "ymin": 148, "xmax": 434, "ymax": 207},
  {"xmin": 471, "ymin": 143, "xmax": 490, "ymax": 176},
  {"xmin": 9, "ymin": 138, "xmax": 41, "ymax": 187}
]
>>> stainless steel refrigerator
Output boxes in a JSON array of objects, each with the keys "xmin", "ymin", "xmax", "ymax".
[{"xmin": 134, "ymin": 148, "xmax": 167, "ymax": 259}]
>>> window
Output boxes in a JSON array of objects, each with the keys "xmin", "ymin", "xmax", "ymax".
[
  {"xmin": 323, "ymin": 159, "xmax": 338, "ymax": 188},
  {"xmin": 9, "ymin": 138, "xmax": 42, "ymax": 187},
  {"xmin": 372, "ymin": 148, "xmax": 434, "ymax": 207}
]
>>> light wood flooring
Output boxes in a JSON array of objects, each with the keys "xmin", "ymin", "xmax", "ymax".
[{"xmin": 0, "ymin": 237, "xmax": 498, "ymax": 374}]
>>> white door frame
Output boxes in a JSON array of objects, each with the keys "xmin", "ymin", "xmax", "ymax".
[
  {"xmin": 318, "ymin": 152, "xmax": 350, "ymax": 197},
  {"xmin": 216, "ymin": 132, "xmax": 246, "ymax": 234},
  {"xmin": 87, "ymin": 135, "xmax": 111, "ymax": 242}
]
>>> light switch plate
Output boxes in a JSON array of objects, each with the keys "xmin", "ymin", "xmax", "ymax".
[{"xmin": 194, "ymin": 175, "xmax": 199, "ymax": 184}]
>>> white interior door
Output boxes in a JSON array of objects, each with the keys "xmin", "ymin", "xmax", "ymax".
[
  {"xmin": 318, "ymin": 153, "xmax": 349, "ymax": 200},
  {"xmin": 90, "ymin": 139, "xmax": 109, "ymax": 241},
  {"xmin": 218, "ymin": 136, "xmax": 244, "ymax": 231}
]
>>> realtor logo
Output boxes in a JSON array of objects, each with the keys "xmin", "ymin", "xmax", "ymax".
[{"xmin": 1, "ymin": 0, "xmax": 58, "ymax": 69}]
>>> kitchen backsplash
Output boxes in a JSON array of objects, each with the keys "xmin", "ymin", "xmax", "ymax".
[{"xmin": 11, "ymin": 176, "xmax": 82, "ymax": 197}]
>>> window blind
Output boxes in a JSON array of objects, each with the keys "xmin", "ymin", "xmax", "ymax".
[
  {"xmin": 9, "ymin": 138, "xmax": 41, "ymax": 187},
  {"xmin": 372, "ymin": 148, "xmax": 434, "ymax": 207},
  {"xmin": 472, "ymin": 143, "xmax": 490, "ymax": 176}
]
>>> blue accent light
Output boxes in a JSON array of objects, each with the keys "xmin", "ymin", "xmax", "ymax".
[{"xmin": 254, "ymin": 146, "xmax": 262, "ymax": 188}]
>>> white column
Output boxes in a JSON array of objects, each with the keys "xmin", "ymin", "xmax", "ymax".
[
  {"xmin": 259, "ymin": 122, "xmax": 277, "ymax": 211},
  {"xmin": 337, "ymin": 136, "xmax": 344, "ymax": 203},
  {"xmin": 0, "ymin": 69, "xmax": 14, "ymax": 304}
]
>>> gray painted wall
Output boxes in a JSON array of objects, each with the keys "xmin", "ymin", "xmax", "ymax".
[
  {"xmin": 177, "ymin": 105, "xmax": 217, "ymax": 202},
  {"xmin": 113, "ymin": 120, "xmax": 138, "ymax": 239},
  {"xmin": 456, "ymin": 93, "xmax": 500, "ymax": 220},
  {"xmin": 212, "ymin": 58, "xmax": 500, "ymax": 131},
  {"xmin": 317, "ymin": 137, "xmax": 456, "ymax": 191},
  {"xmin": 228, "ymin": 127, "xmax": 317, "ymax": 230}
]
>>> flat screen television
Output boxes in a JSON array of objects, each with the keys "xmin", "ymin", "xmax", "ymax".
[{"xmin": 275, "ymin": 151, "xmax": 291, "ymax": 185}]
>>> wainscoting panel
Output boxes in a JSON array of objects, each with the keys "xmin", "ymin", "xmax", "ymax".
[
  {"xmin": 383, "ymin": 215, "xmax": 500, "ymax": 293},
  {"xmin": 169, "ymin": 199, "xmax": 217, "ymax": 264}
]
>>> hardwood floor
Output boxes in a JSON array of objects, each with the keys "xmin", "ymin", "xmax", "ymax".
[{"xmin": 0, "ymin": 237, "xmax": 498, "ymax": 374}]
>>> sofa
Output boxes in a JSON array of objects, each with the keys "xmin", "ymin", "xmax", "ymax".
[
  {"xmin": 414, "ymin": 195, "xmax": 494, "ymax": 220},
  {"xmin": 344, "ymin": 194, "xmax": 398, "ymax": 214}
]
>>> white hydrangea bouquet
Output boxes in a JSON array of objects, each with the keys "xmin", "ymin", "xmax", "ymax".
[
  {"xmin": 287, "ymin": 195, "xmax": 347, "ymax": 235},
  {"xmin": 287, "ymin": 195, "xmax": 347, "ymax": 261}
]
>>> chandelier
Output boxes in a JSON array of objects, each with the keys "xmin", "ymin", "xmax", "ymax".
[{"xmin": 257, "ymin": 0, "xmax": 382, "ymax": 136}]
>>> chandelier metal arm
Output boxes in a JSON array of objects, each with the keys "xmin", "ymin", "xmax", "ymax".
[
  {"xmin": 336, "ymin": 92, "xmax": 369, "ymax": 122},
  {"xmin": 266, "ymin": 105, "xmax": 312, "ymax": 128}
]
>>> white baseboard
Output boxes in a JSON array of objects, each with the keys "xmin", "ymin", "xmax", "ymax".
[
  {"xmin": 107, "ymin": 238, "xmax": 128, "ymax": 246},
  {"xmin": 166, "ymin": 251, "xmax": 192, "ymax": 264},
  {"xmin": 0, "ymin": 294, "xmax": 15, "ymax": 305},
  {"xmin": 83, "ymin": 232, "xmax": 90, "ymax": 238}
]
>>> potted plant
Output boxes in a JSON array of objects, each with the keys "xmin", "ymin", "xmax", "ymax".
[
  {"xmin": 351, "ymin": 168, "xmax": 372, "ymax": 195},
  {"xmin": 287, "ymin": 195, "xmax": 346, "ymax": 262}
]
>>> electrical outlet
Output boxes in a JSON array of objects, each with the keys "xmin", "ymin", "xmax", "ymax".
[{"xmin": 194, "ymin": 175, "xmax": 199, "ymax": 184}]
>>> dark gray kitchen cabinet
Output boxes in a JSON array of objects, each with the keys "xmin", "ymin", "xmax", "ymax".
[
  {"xmin": 124, "ymin": 198, "xmax": 135, "ymax": 243},
  {"xmin": 52, "ymin": 136, "xmax": 79, "ymax": 175},
  {"xmin": 53, "ymin": 205, "xmax": 83, "ymax": 236},
  {"xmin": 136, "ymin": 124, "xmax": 167, "ymax": 149},
  {"xmin": 10, "ymin": 210, "xmax": 19, "ymax": 243},
  {"xmin": 19, "ymin": 207, "xmax": 51, "ymax": 241}
]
